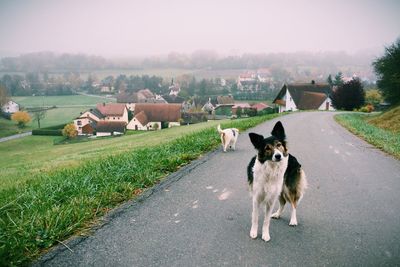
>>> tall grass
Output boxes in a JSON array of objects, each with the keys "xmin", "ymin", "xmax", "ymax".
[
  {"xmin": 335, "ymin": 113, "xmax": 400, "ymax": 159},
  {"xmin": 0, "ymin": 113, "xmax": 281, "ymax": 266}
]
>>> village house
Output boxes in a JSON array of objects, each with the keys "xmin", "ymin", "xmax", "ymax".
[
  {"xmin": 116, "ymin": 89, "xmax": 166, "ymax": 112},
  {"xmin": 127, "ymin": 103, "xmax": 182, "ymax": 131},
  {"xmin": 1, "ymin": 100, "xmax": 20, "ymax": 114},
  {"xmin": 96, "ymin": 121, "xmax": 126, "ymax": 137},
  {"xmin": 273, "ymin": 81, "xmax": 335, "ymax": 113},
  {"xmin": 251, "ymin": 102, "xmax": 271, "ymax": 112},
  {"xmin": 169, "ymin": 81, "xmax": 181, "ymax": 96},
  {"xmin": 74, "ymin": 103, "xmax": 128, "ymax": 135},
  {"xmin": 231, "ymin": 103, "xmax": 256, "ymax": 116}
]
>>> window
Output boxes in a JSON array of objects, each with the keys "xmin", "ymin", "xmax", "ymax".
[{"xmin": 77, "ymin": 120, "xmax": 82, "ymax": 126}]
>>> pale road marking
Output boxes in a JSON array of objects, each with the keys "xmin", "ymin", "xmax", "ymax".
[
  {"xmin": 218, "ymin": 190, "xmax": 232, "ymax": 201},
  {"xmin": 206, "ymin": 186, "xmax": 213, "ymax": 190},
  {"xmin": 334, "ymin": 149, "xmax": 340, "ymax": 154},
  {"xmin": 213, "ymin": 189, "xmax": 219, "ymax": 193}
]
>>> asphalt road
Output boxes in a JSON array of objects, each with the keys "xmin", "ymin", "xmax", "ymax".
[
  {"xmin": 36, "ymin": 112, "xmax": 400, "ymax": 267},
  {"xmin": 0, "ymin": 131, "xmax": 31, "ymax": 143}
]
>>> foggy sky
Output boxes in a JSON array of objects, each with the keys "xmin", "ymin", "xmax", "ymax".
[{"xmin": 0, "ymin": 0, "xmax": 399, "ymax": 58}]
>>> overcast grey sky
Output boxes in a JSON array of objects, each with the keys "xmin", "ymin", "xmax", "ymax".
[{"xmin": 0, "ymin": 0, "xmax": 399, "ymax": 57}]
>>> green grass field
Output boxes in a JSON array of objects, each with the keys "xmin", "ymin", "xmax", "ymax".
[
  {"xmin": 0, "ymin": 113, "xmax": 282, "ymax": 266},
  {"xmin": 0, "ymin": 120, "xmax": 230, "ymax": 190},
  {"xmin": 1, "ymin": 95, "xmax": 116, "ymax": 137},
  {"xmin": 335, "ymin": 112, "xmax": 400, "ymax": 159},
  {"xmin": 0, "ymin": 117, "xmax": 32, "ymax": 138},
  {"xmin": 12, "ymin": 94, "xmax": 115, "ymax": 108}
]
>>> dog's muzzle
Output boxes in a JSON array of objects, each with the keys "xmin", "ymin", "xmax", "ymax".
[{"xmin": 273, "ymin": 152, "xmax": 282, "ymax": 162}]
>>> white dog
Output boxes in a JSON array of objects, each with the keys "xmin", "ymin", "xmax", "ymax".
[{"xmin": 217, "ymin": 124, "xmax": 239, "ymax": 152}]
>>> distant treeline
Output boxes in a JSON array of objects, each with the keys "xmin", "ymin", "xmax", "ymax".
[
  {"xmin": 0, "ymin": 50, "xmax": 376, "ymax": 72},
  {"xmin": 0, "ymin": 52, "xmax": 113, "ymax": 72}
]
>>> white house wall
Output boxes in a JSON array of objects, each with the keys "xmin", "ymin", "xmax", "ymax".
[
  {"xmin": 318, "ymin": 97, "xmax": 336, "ymax": 111},
  {"xmin": 285, "ymin": 90, "xmax": 298, "ymax": 112},
  {"xmin": 74, "ymin": 118, "xmax": 92, "ymax": 135},
  {"xmin": 97, "ymin": 132, "xmax": 112, "ymax": 137},
  {"xmin": 80, "ymin": 111, "xmax": 101, "ymax": 122},
  {"xmin": 104, "ymin": 108, "xmax": 129, "ymax": 124},
  {"xmin": 2, "ymin": 101, "xmax": 19, "ymax": 113},
  {"xmin": 127, "ymin": 118, "xmax": 147, "ymax": 130}
]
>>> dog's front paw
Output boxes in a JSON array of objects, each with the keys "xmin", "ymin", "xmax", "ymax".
[
  {"xmin": 262, "ymin": 232, "xmax": 271, "ymax": 242},
  {"xmin": 271, "ymin": 212, "xmax": 281, "ymax": 219},
  {"xmin": 289, "ymin": 219, "xmax": 298, "ymax": 226},
  {"xmin": 250, "ymin": 228, "xmax": 258, "ymax": 239}
]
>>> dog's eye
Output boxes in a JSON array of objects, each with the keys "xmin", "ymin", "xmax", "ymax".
[{"xmin": 276, "ymin": 143, "xmax": 282, "ymax": 147}]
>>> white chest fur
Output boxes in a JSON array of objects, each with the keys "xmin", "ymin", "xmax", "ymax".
[{"xmin": 253, "ymin": 156, "xmax": 288, "ymax": 197}]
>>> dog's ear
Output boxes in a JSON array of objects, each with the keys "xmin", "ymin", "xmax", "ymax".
[
  {"xmin": 249, "ymin": 133, "xmax": 264, "ymax": 149},
  {"xmin": 271, "ymin": 121, "xmax": 286, "ymax": 141}
]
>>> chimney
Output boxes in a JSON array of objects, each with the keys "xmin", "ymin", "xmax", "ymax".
[{"xmin": 311, "ymin": 80, "xmax": 315, "ymax": 85}]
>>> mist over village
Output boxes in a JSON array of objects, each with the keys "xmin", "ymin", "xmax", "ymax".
[{"xmin": 0, "ymin": 0, "xmax": 399, "ymax": 266}]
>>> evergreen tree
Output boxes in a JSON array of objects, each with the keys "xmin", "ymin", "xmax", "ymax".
[{"xmin": 333, "ymin": 72, "xmax": 344, "ymax": 86}]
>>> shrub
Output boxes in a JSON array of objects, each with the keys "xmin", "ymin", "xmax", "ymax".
[
  {"xmin": 11, "ymin": 111, "xmax": 31, "ymax": 128},
  {"xmin": 332, "ymin": 78, "xmax": 365, "ymax": 110},
  {"xmin": 62, "ymin": 123, "xmax": 77, "ymax": 139},
  {"xmin": 32, "ymin": 129, "xmax": 63, "ymax": 136}
]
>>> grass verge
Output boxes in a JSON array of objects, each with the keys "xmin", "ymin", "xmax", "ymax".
[
  {"xmin": 0, "ymin": 113, "xmax": 281, "ymax": 266},
  {"xmin": 335, "ymin": 113, "xmax": 400, "ymax": 159}
]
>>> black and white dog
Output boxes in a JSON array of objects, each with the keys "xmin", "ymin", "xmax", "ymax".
[{"xmin": 247, "ymin": 121, "xmax": 307, "ymax": 241}]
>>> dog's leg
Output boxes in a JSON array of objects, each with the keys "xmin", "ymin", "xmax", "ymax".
[
  {"xmin": 289, "ymin": 202, "xmax": 298, "ymax": 226},
  {"xmin": 220, "ymin": 134, "xmax": 227, "ymax": 152},
  {"xmin": 262, "ymin": 198, "xmax": 275, "ymax": 242},
  {"xmin": 271, "ymin": 194, "xmax": 286, "ymax": 219},
  {"xmin": 250, "ymin": 198, "xmax": 259, "ymax": 239},
  {"xmin": 224, "ymin": 142, "xmax": 229, "ymax": 152}
]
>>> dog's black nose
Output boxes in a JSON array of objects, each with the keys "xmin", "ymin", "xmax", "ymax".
[{"xmin": 275, "ymin": 154, "xmax": 281, "ymax": 160}]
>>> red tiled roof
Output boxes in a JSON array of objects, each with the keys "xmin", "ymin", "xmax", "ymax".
[
  {"xmin": 297, "ymin": 91, "xmax": 327, "ymax": 110},
  {"xmin": 232, "ymin": 103, "xmax": 252, "ymax": 109},
  {"xmin": 134, "ymin": 103, "xmax": 181, "ymax": 122},
  {"xmin": 135, "ymin": 110, "xmax": 149, "ymax": 126},
  {"xmin": 251, "ymin": 103, "xmax": 271, "ymax": 111},
  {"xmin": 138, "ymin": 89, "xmax": 155, "ymax": 99},
  {"xmin": 96, "ymin": 103, "xmax": 126, "ymax": 116}
]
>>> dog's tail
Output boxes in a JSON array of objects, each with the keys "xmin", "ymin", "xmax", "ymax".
[
  {"xmin": 217, "ymin": 124, "xmax": 223, "ymax": 134},
  {"xmin": 247, "ymin": 156, "xmax": 256, "ymax": 192}
]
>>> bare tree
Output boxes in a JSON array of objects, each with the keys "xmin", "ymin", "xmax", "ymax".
[
  {"xmin": 32, "ymin": 108, "xmax": 47, "ymax": 128},
  {"xmin": 0, "ymin": 84, "xmax": 9, "ymax": 107}
]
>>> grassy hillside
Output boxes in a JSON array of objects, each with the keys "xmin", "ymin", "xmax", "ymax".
[
  {"xmin": 0, "ymin": 120, "xmax": 231, "ymax": 190},
  {"xmin": 12, "ymin": 95, "xmax": 115, "ymax": 108},
  {"xmin": 367, "ymin": 106, "xmax": 400, "ymax": 132},
  {"xmin": 0, "ymin": 117, "xmax": 32, "ymax": 138},
  {"xmin": 1, "ymin": 95, "xmax": 116, "ymax": 138},
  {"xmin": 0, "ymin": 113, "xmax": 282, "ymax": 266},
  {"xmin": 335, "ymin": 107, "xmax": 400, "ymax": 159}
]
